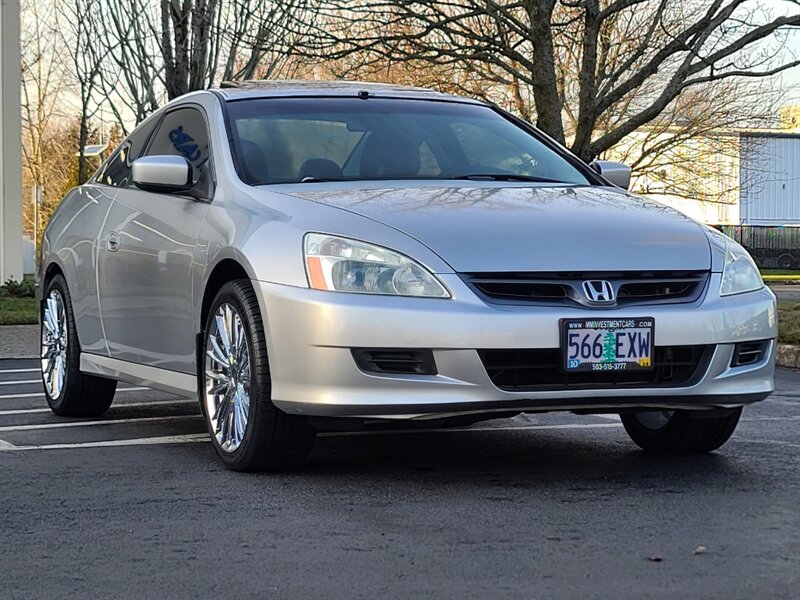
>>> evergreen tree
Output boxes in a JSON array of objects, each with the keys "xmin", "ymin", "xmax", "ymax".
[{"xmin": 602, "ymin": 332, "xmax": 617, "ymax": 363}]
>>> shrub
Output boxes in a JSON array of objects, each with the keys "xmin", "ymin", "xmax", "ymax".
[{"xmin": 0, "ymin": 275, "xmax": 36, "ymax": 298}]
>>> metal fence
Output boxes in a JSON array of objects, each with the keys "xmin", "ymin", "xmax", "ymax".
[{"xmin": 717, "ymin": 225, "xmax": 800, "ymax": 270}]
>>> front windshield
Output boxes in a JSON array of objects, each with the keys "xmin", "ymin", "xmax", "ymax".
[{"xmin": 226, "ymin": 97, "xmax": 591, "ymax": 186}]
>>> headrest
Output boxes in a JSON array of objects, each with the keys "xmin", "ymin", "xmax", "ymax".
[
  {"xmin": 299, "ymin": 158, "xmax": 343, "ymax": 181},
  {"xmin": 360, "ymin": 133, "xmax": 420, "ymax": 178},
  {"xmin": 239, "ymin": 139, "xmax": 269, "ymax": 181}
]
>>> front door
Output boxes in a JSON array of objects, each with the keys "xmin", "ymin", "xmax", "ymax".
[{"xmin": 97, "ymin": 106, "xmax": 213, "ymax": 374}]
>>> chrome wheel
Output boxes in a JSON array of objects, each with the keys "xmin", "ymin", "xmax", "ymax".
[
  {"xmin": 41, "ymin": 289, "xmax": 68, "ymax": 400},
  {"xmin": 204, "ymin": 303, "xmax": 251, "ymax": 453},
  {"xmin": 634, "ymin": 410, "xmax": 674, "ymax": 431}
]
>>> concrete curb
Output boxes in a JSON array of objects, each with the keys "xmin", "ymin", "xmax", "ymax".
[{"xmin": 776, "ymin": 344, "xmax": 800, "ymax": 369}]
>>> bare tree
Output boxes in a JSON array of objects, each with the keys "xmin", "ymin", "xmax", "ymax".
[
  {"xmin": 298, "ymin": 1, "xmax": 800, "ymax": 162},
  {"xmin": 67, "ymin": 0, "xmax": 314, "ymax": 125},
  {"xmin": 20, "ymin": 0, "xmax": 71, "ymax": 241}
]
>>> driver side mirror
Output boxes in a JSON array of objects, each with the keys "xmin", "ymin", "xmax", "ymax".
[
  {"xmin": 132, "ymin": 156, "xmax": 193, "ymax": 194},
  {"xmin": 590, "ymin": 160, "xmax": 631, "ymax": 190}
]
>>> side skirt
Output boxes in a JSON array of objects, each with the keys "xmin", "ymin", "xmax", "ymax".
[{"xmin": 80, "ymin": 353, "xmax": 198, "ymax": 399}]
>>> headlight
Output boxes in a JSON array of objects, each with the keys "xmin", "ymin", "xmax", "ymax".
[
  {"xmin": 303, "ymin": 233, "xmax": 450, "ymax": 298},
  {"xmin": 720, "ymin": 240, "xmax": 763, "ymax": 296}
]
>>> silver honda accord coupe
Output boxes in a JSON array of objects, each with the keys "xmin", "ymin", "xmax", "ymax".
[{"xmin": 38, "ymin": 81, "xmax": 776, "ymax": 471}]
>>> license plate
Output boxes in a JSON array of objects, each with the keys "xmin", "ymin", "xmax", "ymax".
[{"xmin": 561, "ymin": 317, "xmax": 654, "ymax": 372}]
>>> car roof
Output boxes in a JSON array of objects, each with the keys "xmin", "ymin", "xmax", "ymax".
[{"xmin": 212, "ymin": 79, "xmax": 485, "ymax": 105}]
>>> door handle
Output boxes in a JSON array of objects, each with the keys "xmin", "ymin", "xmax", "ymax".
[{"xmin": 106, "ymin": 232, "xmax": 120, "ymax": 252}]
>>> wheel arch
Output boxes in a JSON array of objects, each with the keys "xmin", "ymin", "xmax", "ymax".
[
  {"xmin": 38, "ymin": 260, "xmax": 67, "ymax": 314},
  {"xmin": 199, "ymin": 258, "xmax": 252, "ymax": 333}
]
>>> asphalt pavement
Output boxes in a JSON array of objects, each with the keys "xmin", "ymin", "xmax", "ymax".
[
  {"xmin": 1, "ymin": 356, "xmax": 798, "ymax": 599},
  {"xmin": 770, "ymin": 284, "xmax": 800, "ymax": 302}
]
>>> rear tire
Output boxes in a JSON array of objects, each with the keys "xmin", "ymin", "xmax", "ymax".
[
  {"xmin": 777, "ymin": 254, "xmax": 793, "ymax": 269},
  {"xmin": 41, "ymin": 274, "xmax": 117, "ymax": 416},
  {"xmin": 621, "ymin": 408, "xmax": 742, "ymax": 453},
  {"xmin": 201, "ymin": 280, "xmax": 315, "ymax": 472}
]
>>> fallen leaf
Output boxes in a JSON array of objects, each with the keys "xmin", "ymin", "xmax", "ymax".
[{"xmin": 647, "ymin": 555, "xmax": 663, "ymax": 562}]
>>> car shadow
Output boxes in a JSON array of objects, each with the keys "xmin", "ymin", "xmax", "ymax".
[{"xmin": 289, "ymin": 424, "xmax": 757, "ymax": 493}]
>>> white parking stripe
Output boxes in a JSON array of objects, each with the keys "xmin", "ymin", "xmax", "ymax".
[
  {"xmin": 0, "ymin": 433, "xmax": 209, "ymax": 452},
  {"xmin": 0, "ymin": 368, "xmax": 38, "ymax": 374},
  {"xmin": 733, "ymin": 437, "xmax": 800, "ymax": 449},
  {"xmin": 0, "ymin": 379, "xmax": 40, "ymax": 386},
  {"xmin": 0, "ymin": 386, "xmax": 151, "ymax": 400},
  {"xmin": 0, "ymin": 438, "xmax": 17, "ymax": 450},
  {"xmin": 0, "ymin": 414, "xmax": 201, "ymax": 432},
  {"xmin": 0, "ymin": 399, "xmax": 198, "ymax": 416},
  {"xmin": 593, "ymin": 414, "xmax": 622, "ymax": 421}
]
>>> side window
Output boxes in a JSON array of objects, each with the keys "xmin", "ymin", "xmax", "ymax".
[
  {"xmin": 94, "ymin": 112, "xmax": 160, "ymax": 187},
  {"xmin": 97, "ymin": 141, "xmax": 133, "ymax": 187},
  {"xmin": 145, "ymin": 107, "xmax": 210, "ymax": 182}
]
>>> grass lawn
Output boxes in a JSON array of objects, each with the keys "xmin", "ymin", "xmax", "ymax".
[
  {"xmin": 0, "ymin": 296, "xmax": 38, "ymax": 325},
  {"xmin": 762, "ymin": 269, "xmax": 800, "ymax": 277},
  {"xmin": 778, "ymin": 301, "xmax": 800, "ymax": 346}
]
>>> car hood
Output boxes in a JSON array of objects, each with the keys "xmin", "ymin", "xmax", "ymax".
[{"xmin": 282, "ymin": 183, "xmax": 711, "ymax": 273}]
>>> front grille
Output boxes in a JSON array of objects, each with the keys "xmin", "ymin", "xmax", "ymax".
[
  {"xmin": 462, "ymin": 271, "xmax": 708, "ymax": 308},
  {"xmin": 352, "ymin": 349, "xmax": 437, "ymax": 375},
  {"xmin": 478, "ymin": 345, "xmax": 713, "ymax": 391}
]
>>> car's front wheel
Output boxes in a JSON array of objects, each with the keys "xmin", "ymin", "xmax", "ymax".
[
  {"xmin": 201, "ymin": 280, "xmax": 315, "ymax": 472},
  {"xmin": 41, "ymin": 274, "xmax": 117, "ymax": 416},
  {"xmin": 620, "ymin": 408, "xmax": 742, "ymax": 453}
]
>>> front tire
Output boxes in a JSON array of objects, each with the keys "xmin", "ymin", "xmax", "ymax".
[
  {"xmin": 621, "ymin": 408, "xmax": 742, "ymax": 453},
  {"xmin": 41, "ymin": 274, "xmax": 117, "ymax": 416},
  {"xmin": 201, "ymin": 280, "xmax": 315, "ymax": 472}
]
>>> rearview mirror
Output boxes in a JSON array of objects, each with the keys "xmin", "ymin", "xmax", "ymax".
[
  {"xmin": 132, "ymin": 156, "xmax": 192, "ymax": 193},
  {"xmin": 590, "ymin": 160, "xmax": 631, "ymax": 190}
]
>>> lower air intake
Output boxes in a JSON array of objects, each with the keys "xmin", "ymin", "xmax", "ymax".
[{"xmin": 352, "ymin": 349, "xmax": 438, "ymax": 375}]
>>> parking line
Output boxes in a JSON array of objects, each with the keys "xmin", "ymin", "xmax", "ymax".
[
  {"xmin": 0, "ymin": 414, "xmax": 201, "ymax": 432},
  {"xmin": 0, "ymin": 386, "xmax": 151, "ymax": 400},
  {"xmin": 0, "ymin": 368, "xmax": 39, "ymax": 374},
  {"xmin": 593, "ymin": 414, "xmax": 622, "ymax": 421},
  {"xmin": 0, "ymin": 433, "xmax": 209, "ymax": 452},
  {"xmin": 0, "ymin": 399, "xmax": 198, "ymax": 416},
  {"xmin": 0, "ymin": 379, "xmax": 40, "ymax": 386}
]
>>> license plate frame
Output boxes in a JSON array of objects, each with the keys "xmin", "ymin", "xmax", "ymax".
[{"xmin": 560, "ymin": 317, "xmax": 655, "ymax": 373}]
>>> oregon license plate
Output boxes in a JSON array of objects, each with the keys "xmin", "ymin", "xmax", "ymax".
[{"xmin": 561, "ymin": 317, "xmax": 655, "ymax": 372}]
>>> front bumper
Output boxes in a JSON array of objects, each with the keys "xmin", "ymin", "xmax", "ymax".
[{"xmin": 254, "ymin": 274, "xmax": 777, "ymax": 419}]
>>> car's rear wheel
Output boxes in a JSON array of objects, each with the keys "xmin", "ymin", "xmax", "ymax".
[
  {"xmin": 41, "ymin": 274, "xmax": 117, "ymax": 416},
  {"xmin": 620, "ymin": 408, "xmax": 742, "ymax": 453},
  {"xmin": 201, "ymin": 280, "xmax": 315, "ymax": 472}
]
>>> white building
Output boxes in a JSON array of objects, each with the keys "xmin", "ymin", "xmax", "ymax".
[
  {"xmin": 628, "ymin": 131, "xmax": 800, "ymax": 226},
  {"xmin": 739, "ymin": 133, "xmax": 800, "ymax": 225}
]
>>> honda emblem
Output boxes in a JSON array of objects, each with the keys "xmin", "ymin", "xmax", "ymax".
[{"xmin": 582, "ymin": 280, "xmax": 615, "ymax": 303}]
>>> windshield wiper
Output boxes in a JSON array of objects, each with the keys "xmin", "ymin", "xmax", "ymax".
[
  {"xmin": 449, "ymin": 173, "xmax": 564, "ymax": 183},
  {"xmin": 299, "ymin": 176, "xmax": 345, "ymax": 183}
]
